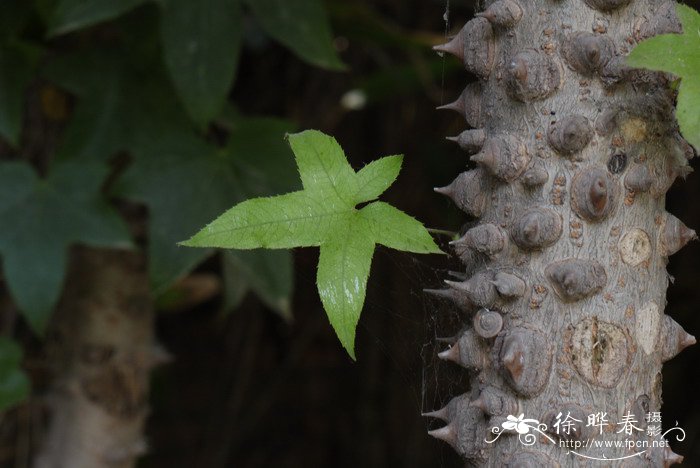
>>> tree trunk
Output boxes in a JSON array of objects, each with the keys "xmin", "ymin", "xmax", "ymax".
[
  {"xmin": 34, "ymin": 247, "xmax": 160, "ymax": 468},
  {"xmin": 428, "ymin": 0, "xmax": 694, "ymax": 466}
]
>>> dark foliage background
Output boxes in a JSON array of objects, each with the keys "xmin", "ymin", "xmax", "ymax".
[{"xmin": 0, "ymin": 0, "xmax": 699, "ymax": 467}]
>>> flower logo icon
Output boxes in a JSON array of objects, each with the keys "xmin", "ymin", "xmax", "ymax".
[{"xmin": 502, "ymin": 414, "xmax": 541, "ymax": 435}]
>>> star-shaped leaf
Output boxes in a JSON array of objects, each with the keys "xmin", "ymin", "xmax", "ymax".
[
  {"xmin": 627, "ymin": 4, "xmax": 700, "ymax": 150},
  {"xmin": 182, "ymin": 130, "xmax": 442, "ymax": 359},
  {"xmin": 0, "ymin": 161, "xmax": 131, "ymax": 333}
]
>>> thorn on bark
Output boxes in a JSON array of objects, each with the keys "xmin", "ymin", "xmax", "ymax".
[
  {"xmin": 434, "ymin": 169, "xmax": 488, "ymax": 217},
  {"xmin": 548, "ymin": 115, "xmax": 593, "ymax": 156},
  {"xmin": 434, "ymin": 18, "xmax": 495, "ymax": 79},
  {"xmin": 505, "ymin": 49, "xmax": 562, "ymax": 102},
  {"xmin": 476, "ymin": 0, "xmax": 523, "ymax": 28},
  {"xmin": 422, "ymin": 393, "xmax": 469, "ymax": 422},
  {"xmin": 427, "ymin": 405, "xmax": 487, "ymax": 458},
  {"xmin": 471, "ymin": 385, "xmax": 518, "ymax": 416},
  {"xmin": 494, "ymin": 326, "xmax": 552, "ymax": 397},
  {"xmin": 451, "ymin": 223, "xmax": 506, "ymax": 258},
  {"xmin": 471, "ymin": 134, "xmax": 530, "ymax": 182},
  {"xmin": 571, "ymin": 168, "xmax": 618, "ymax": 222},
  {"xmin": 511, "ymin": 207, "xmax": 562, "ymax": 250},
  {"xmin": 427, "ymin": 424, "xmax": 457, "ymax": 446},
  {"xmin": 436, "ymin": 82, "xmax": 483, "ymax": 128},
  {"xmin": 660, "ymin": 314, "xmax": 696, "ymax": 362},
  {"xmin": 492, "ymin": 272, "xmax": 526, "ymax": 299},
  {"xmin": 562, "ymin": 32, "xmax": 615, "ymax": 75},
  {"xmin": 520, "ymin": 165, "xmax": 549, "ymax": 188},
  {"xmin": 661, "ymin": 213, "xmax": 697, "ymax": 256},
  {"xmin": 445, "ymin": 271, "xmax": 498, "ymax": 308},
  {"xmin": 423, "ymin": 287, "xmax": 475, "ymax": 312},
  {"xmin": 446, "ymin": 128, "xmax": 486, "ymax": 154},
  {"xmin": 545, "ymin": 258, "xmax": 607, "ymax": 301},
  {"xmin": 438, "ymin": 328, "xmax": 488, "ymax": 370},
  {"xmin": 664, "ymin": 446, "xmax": 685, "ymax": 467}
]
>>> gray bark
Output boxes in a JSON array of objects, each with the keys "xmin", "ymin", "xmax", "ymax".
[
  {"xmin": 428, "ymin": 0, "xmax": 694, "ymax": 466},
  {"xmin": 34, "ymin": 247, "xmax": 160, "ymax": 468}
]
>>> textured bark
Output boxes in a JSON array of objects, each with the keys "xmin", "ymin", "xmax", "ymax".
[
  {"xmin": 429, "ymin": 1, "xmax": 695, "ymax": 466},
  {"xmin": 34, "ymin": 247, "xmax": 158, "ymax": 468}
]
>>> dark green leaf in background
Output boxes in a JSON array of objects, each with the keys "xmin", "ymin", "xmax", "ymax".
[
  {"xmin": 223, "ymin": 249, "xmax": 293, "ymax": 319},
  {"xmin": 160, "ymin": 0, "xmax": 243, "ymax": 125},
  {"xmin": 49, "ymin": 0, "xmax": 149, "ymax": 36},
  {"xmin": 44, "ymin": 49, "xmax": 191, "ymax": 161},
  {"xmin": 0, "ymin": 338, "xmax": 30, "ymax": 411},
  {"xmin": 245, "ymin": 0, "xmax": 345, "ymax": 70},
  {"xmin": 0, "ymin": 44, "xmax": 38, "ymax": 147},
  {"xmin": 115, "ymin": 133, "xmax": 237, "ymax": 294},
  {"xmin": 0, "ymin": 0, "xmax": 33, "ymax": 39},
  {"xmin": 115, "ymin": 117, "xmax": 297, "ymax": 316},
  {"xmin": 0, "ymin": 162, "xmax": 131, "ymax": 333}
]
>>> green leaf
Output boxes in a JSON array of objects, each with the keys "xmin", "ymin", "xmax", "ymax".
[
  {"xmin": 115, "ymin": 133, "xmax": 235, "ymax": 292},
  {"xmin": 0, "ymin": 161, "xmax": 131, "ymax": 333},
  {"xmin": 358, "ymin": 202, "xmax": 442, "ymax": 254},
  {"xmin": 223, "ymin": 249, "xmax": 293, "ymax": 319},
  {"xmin": 160, "ymin": 0, "xmax": 243, "ymax": 124},
  {"xmin": 317, "ymin": 219, "xmax": 375, "ymax": 360},
  {"xmin": 0, "ymin": 44, "xmax": 37, "ymax": 147},
  {"xmin": 353, "ymin": 155, "xmax": 402, "ymax": 203},
  {"xmin": 245, "ymin": 0, "xmax": 345, "ymax": 70},
  {"xmin": 627, "ymin": 4, "xmax": 700, "ymax": 150},
  {"xmin": 115, "ymin": 116, "xmax": 297, "ymax": 312},
  {"xmin": 49, "ymin": 0, "xmax": 148, "ymax": 36},
  {"xmin": 0, "ymin": 337, "xmax": 30, "ymax": 411},
  {"xmin": 183, "ymin": 129, "xmax": 441, "ymax": 358},
  {"xmin": 287, "ymin": 130, "xmax": 356, "ymax": 202},
  {"xmin": 182, "ymin": 190, "xmax": 354, "ymax": 249},
  {"xmin": 44, "ymin": 48, "xmax": 192, "ymax": 161}
]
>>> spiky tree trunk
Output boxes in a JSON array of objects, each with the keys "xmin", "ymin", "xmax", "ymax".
[
  {"xmin": 34, "ymin": 247, "xmax": 161, "ymax": 468},
  {"xmin": 427, "ymin": 0, "xmax": 695, "ymax": 466}
]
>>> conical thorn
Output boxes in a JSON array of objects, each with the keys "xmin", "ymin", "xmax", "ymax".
[
  {"xmin": 422, "ymin": 406, "xmax": 449, "ymax": 422},
  {"xmin": 681, "ymin": 332, "xmax": 696, "ymax": 350},
  {"xmin": 424, "ymin": 288, "xmax": 454, "ymax": 300},
  {"xmin": 444, "ymin": 279, "xmax": 466, "ymax": 291},
  {"xmin": 428, "ymin": 424, "xmax": 457, "ymax": 446},
  {"xmin": 664, "ymin": 446, "xmax": 684, "ymax": 466},
  {"xmin": 433, "ymin": 36, "xmax": 464, "ymax": 61},
  {"xmin": 437, "ymin": 344, "xmax": 461, "ymax": 364},
  {"xmin": 436, "ymin": 98, "xmax": 464, "ymax": 114},
  {"xmin": 434, "ymin": 184, "xmax": 454, "ymax": 197}
]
